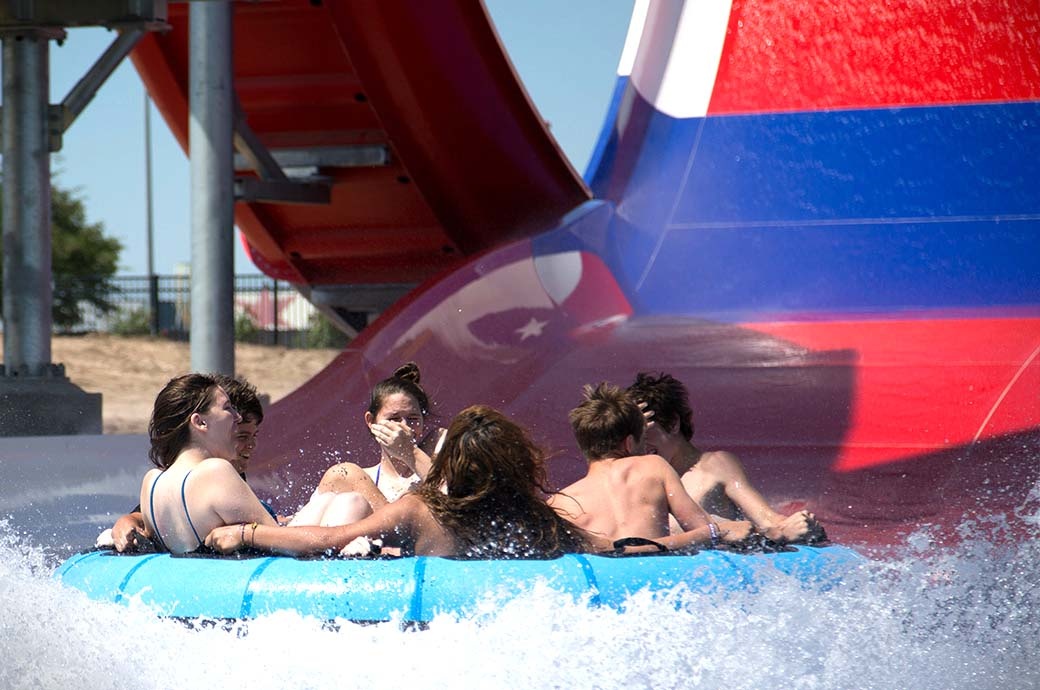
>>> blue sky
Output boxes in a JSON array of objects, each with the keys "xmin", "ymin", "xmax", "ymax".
[{"xmin": 45, "ymin": 1, "xmax": 633, "ymax": 277}]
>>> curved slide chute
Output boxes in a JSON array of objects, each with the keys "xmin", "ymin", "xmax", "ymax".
[
  {"xmin": 136, "ymin": 1, "xmax": 1040, "ymax": 548},
  {"xmin": 131, "ymin": 0, "xmax": 588, "ymax": 291}
]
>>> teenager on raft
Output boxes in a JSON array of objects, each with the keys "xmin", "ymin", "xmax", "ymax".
[{"xmin": 102, "ymin": 364, "xmax": 827, "ymax": 557}]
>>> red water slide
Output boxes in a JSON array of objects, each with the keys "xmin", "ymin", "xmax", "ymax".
[{"xmin": 130, "ymin": 0, "xmax": 588, "ymax": 288}]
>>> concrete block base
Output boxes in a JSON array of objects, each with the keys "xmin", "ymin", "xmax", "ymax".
[{"xmin": 0, "ymin": 375, "xmax": 102, "ymax": 436}]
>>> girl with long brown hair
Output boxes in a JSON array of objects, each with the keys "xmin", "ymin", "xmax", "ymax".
[{"xmin": 206, "ymin": 405, "xmax": 588, "ymax": 558}]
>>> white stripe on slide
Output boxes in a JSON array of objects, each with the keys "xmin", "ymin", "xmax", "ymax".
[
  {"xmin": 629, "ymin": 0, "xmax": 733, "ymax": 118},
  {"xmin": 618, "ymin": 0, "xmax": 651, "ymax": 78}
]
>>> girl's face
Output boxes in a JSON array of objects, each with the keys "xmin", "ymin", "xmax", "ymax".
[
  {"xmin": 198, "ymin": 387, "xmax": 242, "ymax": 458},
  {"xmin": 367, "ymin": 392, "xmax": 425, "ymax": 439}
]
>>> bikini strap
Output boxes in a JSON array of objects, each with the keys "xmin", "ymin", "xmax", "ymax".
[
  {"xmin": 147, "ymin": 471, "xmax": 171, "ymax": 552},
  {"xmin": 374, "ymin": 464, "xmax": 381, "ymax": 488},
  {"xmin": 181, "ymin": 472, "xmax": 204, "ymax": 549}
]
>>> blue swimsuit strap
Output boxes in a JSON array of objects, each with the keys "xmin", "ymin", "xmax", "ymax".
[
  {"xmin": 147, "ymin": 471, "xmax": 171, "ymax": 552},
  {"xmin": 375, "ymin": 464, "xmax": 380, "ymax": 488},
  {"xmin": 181, "ymin": 472, "xmax": 204, "ymax": 549}
]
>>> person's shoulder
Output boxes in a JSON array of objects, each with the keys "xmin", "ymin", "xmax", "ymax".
[
  {"xmin": 618, "ymin": 454, "xmax": 676, "ymax": 487},
  {"xmin": 547, "ymin": 490, "xmax": 581, "ymax": 513},
  {"xmin": 196, "ymin": 457, "xmax": 241, "ymax": 477},
  {"xmin": 695, "ymin": 450, "xmax": 746, "ymax": 478},
  {"xmin": 395, "ymin": 492, "xmax": 424, "ymax": 508},
  {"xmin": 632, "ymin": 453, "xmax": 675, "ymax": 473},
  {"xmin": 140, "ymin": 467, "xmax": 162, "ymax": 490},
  {"xmin": 553, "ymin": 475, "xmax": 586, "ymax": 495},
  {"xmin": 699, "ymin": 449, "xmax": 742, "ymax": 467},
  {"xmin": 391, "ymin": 493, "xmax": 431, "ymax": 520}
]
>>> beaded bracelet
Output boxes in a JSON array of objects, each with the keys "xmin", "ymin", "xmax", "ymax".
[
  {"xmin": 708, "ymin": 522, "xmax": 720, "ymax": 547},
  {"xmin": 249, "ymin": 522, "xmax": 259, "ymax": 547}
]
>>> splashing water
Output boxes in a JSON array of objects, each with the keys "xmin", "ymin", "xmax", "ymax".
[{"xmin": 1, "ymin": 510, "xmax": 1038, "ymax": 690}]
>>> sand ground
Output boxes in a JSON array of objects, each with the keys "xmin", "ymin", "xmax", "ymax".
[{"xmin": 1, "ymin": 334, "xmax": 341, "ymax": 434}]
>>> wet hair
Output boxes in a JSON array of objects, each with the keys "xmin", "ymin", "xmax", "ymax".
[
  {"xmin": 416, "ymin": 405, "xmax": 590, "ymax": 559},
  {"xmin": 627, "ymin": 372, "xmax": 694, "ymax": 440},
  {"xmin": 368, "ymin": 361, "xmax": 430, "ymax": 419},
  {"xmin": 568, "ymin": 382, "xmax": 645, "ymax": 460},
  {"xmin": 214, "ymin": 374, "xmax": 263, "ymax": 425},
  {"xmin": 148, "ymin": 373, "xmax": 222, "ymax": 470}
]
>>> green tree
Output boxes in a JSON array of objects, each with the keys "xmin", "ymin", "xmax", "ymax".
[
  {"xmin": 0, "ymin": 183, "xmax": 123, "ymax": 331},
  {"xmin": 307, "ymin": 311, "xmax": 350, "ymax": 349}
]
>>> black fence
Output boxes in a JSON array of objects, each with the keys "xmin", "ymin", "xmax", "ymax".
[{"xmin": 65, "ymin": 274, "xmax": 348, "ymax": 349}]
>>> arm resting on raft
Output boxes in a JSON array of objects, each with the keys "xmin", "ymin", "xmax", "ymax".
[{"xmin": 207, "ymin": 495, "xmax": 420, "ymax": 556}]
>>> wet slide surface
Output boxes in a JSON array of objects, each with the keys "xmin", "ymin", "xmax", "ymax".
[{"xmin": 127, "ymin": 0, "xmax": 1040, "ymax": 550}]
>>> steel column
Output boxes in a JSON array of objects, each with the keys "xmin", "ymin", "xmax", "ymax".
[
  {"xmin": 145, "ymin": 92, "xmax": 159, "ymax": 335},
  {"xmin": 2, "ymin": 34, "xmax": 52, "ymax": 377},
  {"xmin": 188, "ymin": 1, "xmax": 235, "ymax": 375}
]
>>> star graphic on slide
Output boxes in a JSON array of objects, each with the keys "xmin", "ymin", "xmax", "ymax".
[{"xmin": 515, "ymin": 316, "xmax": 549, "ymax": 341}]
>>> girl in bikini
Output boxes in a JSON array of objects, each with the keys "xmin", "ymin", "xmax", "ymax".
[
  {"xmin": 287, "ymin": 362, "xmax": 444, "ymax": 527},
  {"xmin": 139, "ymin": 374, "xmax": 277, "ymax": 554}
]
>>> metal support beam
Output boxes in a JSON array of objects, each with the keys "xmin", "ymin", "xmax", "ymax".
[
  {"xmin": 0, "ymin": 29, "xmax": 102, "ymax": 435},
  {"xmin": 60, "ymin": 28, "xmax": 145, "ymax": 133},
  {"xmin": 189, "ymin": 0, "xmax": 235, "ymax": 375},
  {"xmin": 232, "ymin": 144, "xmax": 390, "ymax": 172},
  {"xmin": 0, "ymin": 1, "xmax": 167, "ymax": 29},
  {"xmin": 232, "ymin": 102, "xmax": 287, "ymax": 182},
  {"xmin": 145, "ymin": 93, "xmax": 159, "ymax": 336},
  {"xmin": 232, "ymin": 102, "xmax": 333, "ymax": 204},
  {"xmin": 309, "ymin": 283, "xmax": 418, "ymax": 314},
  {"xmin": 2, "ymin": 32, "xmax": 53, "ymax": 376},
  {"xmin": 234, "ymin": 177, "xmax": 331, "ymax": 205},
  {"xmin": 0, "ymin": 6, "xmax": 163, "ymax": 435},
  {"xmin": 0, "ymin": 25, "xmax": 155, "ymax": 151}
]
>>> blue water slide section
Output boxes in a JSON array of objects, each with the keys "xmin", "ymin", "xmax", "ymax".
[
  {"xmin": 583, "ymin": 75, "xmax": 630, "ymax": 186},
  {"xmin": 573, "ymin": 92, "xmax": 1040, "ymax": 320}
]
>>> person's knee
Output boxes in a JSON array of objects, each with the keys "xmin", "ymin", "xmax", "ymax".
[
  {"xmin": 321, "ymin": 492, "xmax": 373, "ymax": 526},
  {"xmin": 288, "ymin": 491, "xmax": 335, "ymax": 526},
  {"xmin": 337, "ymin": 491, "xmax": 373, "ymax": 516}
]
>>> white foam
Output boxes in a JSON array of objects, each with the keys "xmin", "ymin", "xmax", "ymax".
[{"xmin": 4, "ymin": 513, "xmax": 1038, "ymax": 690}]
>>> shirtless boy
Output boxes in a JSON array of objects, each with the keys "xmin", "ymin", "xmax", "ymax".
[
  {"xmin": 628, "ymin": 372, "xmax": 825, "ymax": 544},
  {"xmin": 549, "ymin": 383, "xmax": 751, "ymax": 550}
]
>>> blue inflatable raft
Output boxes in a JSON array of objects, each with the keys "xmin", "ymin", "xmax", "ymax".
[{"xmin": 54, "ymin": 545, "xmax": 863, "ymax": 623}]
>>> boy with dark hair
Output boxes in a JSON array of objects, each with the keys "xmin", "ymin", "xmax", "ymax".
[
  {"xmin": 549, "ymin": 383, "xmax": 751, "ymax": 549},
  {"xmin": 215, "ymin": 375, "xmax": 263, "ymax": 476},
  {"xmin": 628, "ymin": 372, "xmax": 825, "ymax": 544}
]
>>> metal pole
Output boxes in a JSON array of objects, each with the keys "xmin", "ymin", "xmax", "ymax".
[
  {"xmin": 189, "ymin": 1, "xmax": 235, "ymax": 375},
  {"xmin": 144, "ymin": 90, "xmax": 159, "ymax": 335},
  {"xmin": 2, "ymin": 33, "xmax": 53, "ymax": 377},
  {"xmin": 272, "ymin": 279, "xmax": 279, "ymax": 346}
]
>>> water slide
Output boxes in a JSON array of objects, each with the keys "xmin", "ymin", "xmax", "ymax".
[
  {"xmin": 132, "ymin": 0, "xmax": 1040, "ymax": 549},
  {"xmin": 131, "ymin": 1, "xmax": 588, "ymax": 288}
]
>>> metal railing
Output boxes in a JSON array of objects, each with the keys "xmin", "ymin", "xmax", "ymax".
[{"xmin": 64, "ymin": 274, "xmax": 348, "ymax": 349}]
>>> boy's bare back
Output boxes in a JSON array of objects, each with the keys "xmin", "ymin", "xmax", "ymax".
[{"xmin": 550, "ymin": 453, "xmax": 709, "ymax": 541}]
